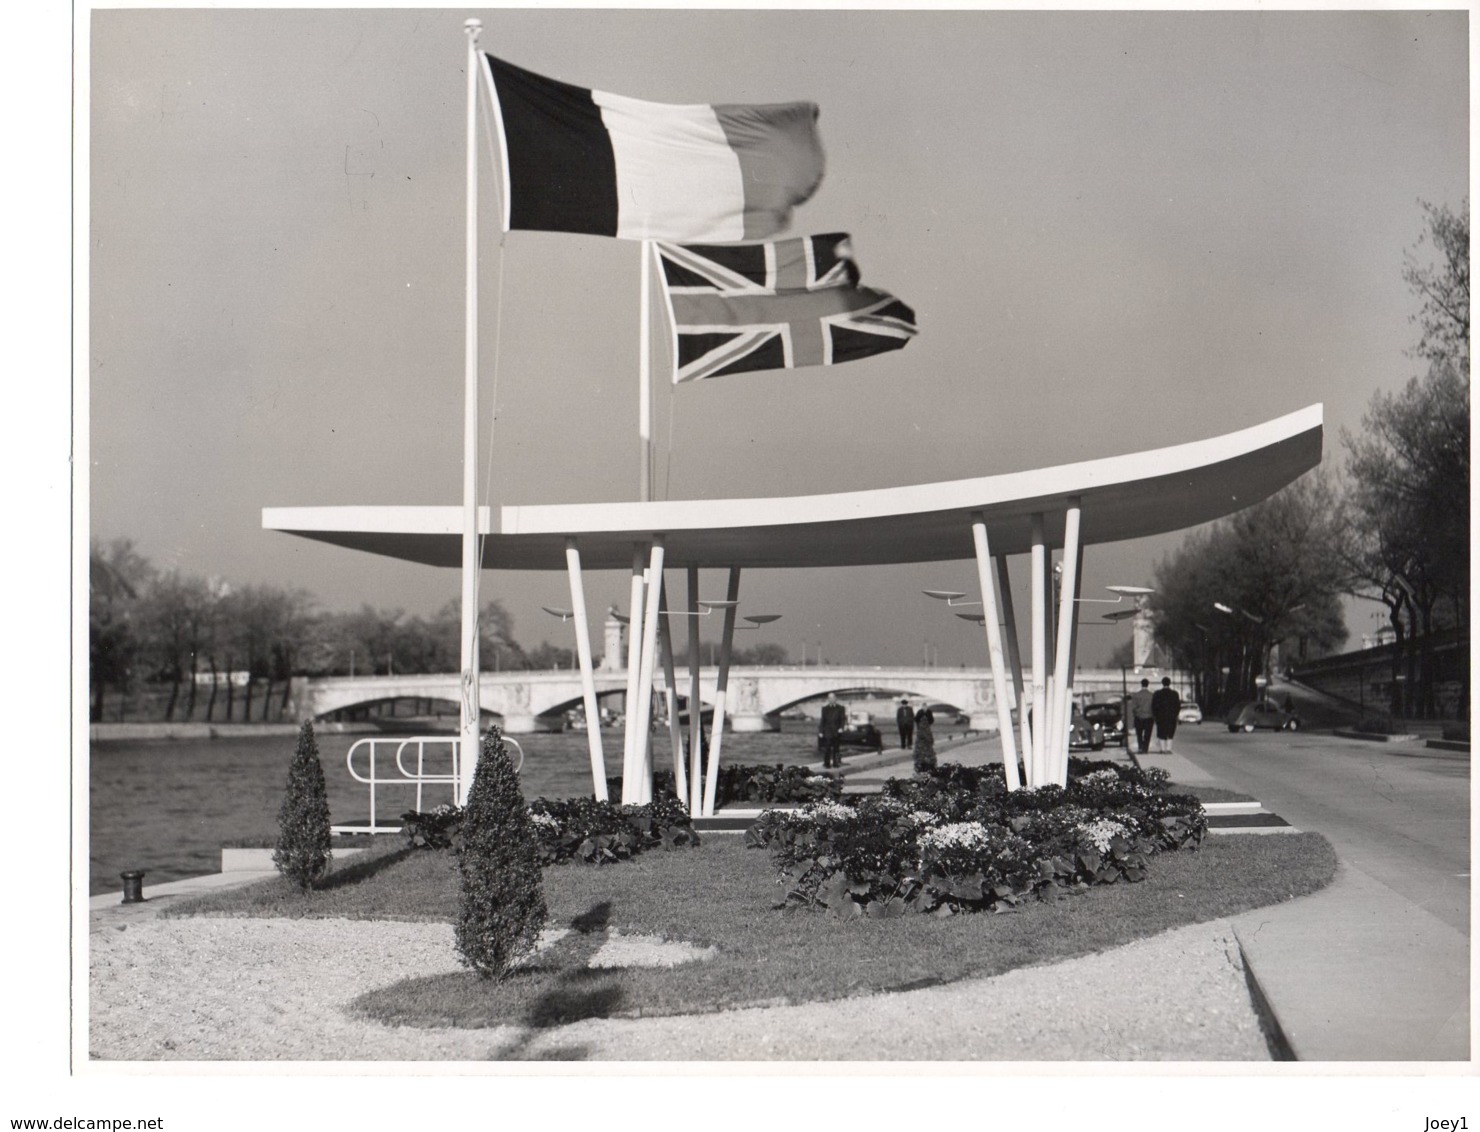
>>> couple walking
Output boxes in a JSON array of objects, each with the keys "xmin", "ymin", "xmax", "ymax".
[{"xmin": 1128, "ymin": 677, "xmax": 1181, "ymax": 754}]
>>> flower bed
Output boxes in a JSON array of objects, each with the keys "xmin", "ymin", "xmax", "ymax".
[
  {"xmin": 401, "ymin": 796, "xmax": 699, "ymax": 866},
  {"xmin": 606, "ymin": 764, "xmax": 843, "ymax": 808},
  {"xmin": 745, "ymin": 761, "xmax": 1205, "ymax": 917}
]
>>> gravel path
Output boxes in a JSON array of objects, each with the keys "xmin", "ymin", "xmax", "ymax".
[{"xmin": 89, "ymin": 914, "xmax": 1271, "ymax": 1061}]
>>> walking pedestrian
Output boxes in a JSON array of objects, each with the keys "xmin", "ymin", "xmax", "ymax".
[
  {"xmin": 1129, "ymin": 679, "xmax": 1155, "ymax": 754},
  {"xmin": 1152, "ymin": 677, "xmax": 1182, "ymax": 754},
  {"xmin": 818, "ymin": 693, "xmax": 848, "ymax": 769},
  {"xmin": 895, "ymin": 698, "xmax": 915, "ymax": 749}
]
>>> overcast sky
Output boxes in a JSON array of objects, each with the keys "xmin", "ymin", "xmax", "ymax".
[{"xmin": 86, "ymin": 8, "xmax": 1468, "ymax": 667}]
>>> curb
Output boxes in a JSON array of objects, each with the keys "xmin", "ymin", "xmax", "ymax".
[
  {"xmin": 1332, "ymin": 729, "xmax": 1422, "ymax": 743},
  {"xmin": 1235, "ymin": 937, "xmax": 1298, "ymax": 1060}
]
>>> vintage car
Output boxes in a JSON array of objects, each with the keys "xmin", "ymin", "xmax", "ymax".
[
  {"xmin": 1067, "ymin": 703, "xmax": 1107, "ymax": 751},
  {"xmin": 818, "ymin": 707, "xmax": 885, "ymax": 752},
  {"xmin": 1225, "ymin": 701, "xmax": 1301, "ymax": 732},
  {"xmin": 1081, "ymin": 701, "xmax": 1126, "ymax": 747},
  {"xmin": 1178, "ymin": 702, "xmax": 1204, "ymax": 725}
]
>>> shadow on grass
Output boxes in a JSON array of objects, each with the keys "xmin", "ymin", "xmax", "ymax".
[
  {"xmin": 351, "ymin": 899, "xmax": 629, "ymax": 1057},
  {"xmin": 315, "ymin": 846, "xmax": 416, "ymax": 890}
]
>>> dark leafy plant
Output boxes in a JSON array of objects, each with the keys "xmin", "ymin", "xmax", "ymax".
[
  {"xmin": 528, "ymin": 795, "xmax": 699, "ymax": 865},
  {"xmin": 747, "ymin": 759, "xmax": 1206, "ymax": 916},
  {"xmin": 273, "ymin": 720, "xmax": 332, "ymax": 890},
  {"xmin": 455, "ymin": 729, "xmax": 548, "ymax": 980},
  {"xmin": 401, "ymin": 804, "xmax": 463, "ymax": 850}
]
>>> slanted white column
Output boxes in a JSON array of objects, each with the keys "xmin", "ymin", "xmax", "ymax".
[
  {"xmin": 621, "ymin": 545, "xmax": 646, "ymax": 789},
  {"xmin": 657, "ymin": 578, "xmax": 688, "ymax": 804},
  {"xmin": 564, "ymin": 538, "xmax": 607, "ymax": 801},
  {"xmin": 703, "ymin": 568, "xmax": 741, "ymax": 815},
  {"xmin": 971, "ymin": 516, "xmax": 1020, "ymax": 791},
  {"xmin": 996, "ymin": 554, "xmax": 1031, "ymax": 773},
  {"xmin": 631, "ymin": 538, "xmax": 666, "ymax": 805},
  {"xmin": 1029, "ymin": 513, "xmax": 1048, "ymax": 788},
  {"xmin": 1061, "ymin": 536, "xmax": 1086, "ymax": 785},
  {"xmin": 1050, "ymin": 498, "xmax": 1083, "ymax": 788},
  {"xmin": 686, "ymin": 566, "xmax": 703, "ymax": 811}
]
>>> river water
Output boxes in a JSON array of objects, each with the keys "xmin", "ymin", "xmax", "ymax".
[{"xmin": 88, "ymin": 722, "xmax": 838, "ymax": 896}]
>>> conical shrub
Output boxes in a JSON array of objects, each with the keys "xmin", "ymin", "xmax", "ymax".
[
  {"xmin": 274, "ymin": 720, "xmax": 332, "ymax": 890},
  {"xmin": 456, "ymin": 727, "xmax": 548, "ymax": 980},
  {"xmin": 913, "ymin": 720, "xmax": 937, "ymax": 774}
]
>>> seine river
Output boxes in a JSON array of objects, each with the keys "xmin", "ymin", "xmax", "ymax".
[{"xmin": 88, "ymin": 722, "xmax": 837, "ymax": 896}]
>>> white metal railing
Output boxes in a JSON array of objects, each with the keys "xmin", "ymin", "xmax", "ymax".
[{"xmin": 338, "ymin": 735, "xmax": 523, "ymax": 834}]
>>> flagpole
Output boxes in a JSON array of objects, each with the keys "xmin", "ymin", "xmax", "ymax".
[
  {"xmin": 456, "ymin": 17, "xmax": 483, "ymax": 804},
  {"xmin": 639, "ymin": 239, "xmax": 653, "ymax": 502}
]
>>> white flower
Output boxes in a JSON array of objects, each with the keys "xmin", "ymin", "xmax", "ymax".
[
  {"xmin": 1076, "ymin": 818, "xmax": 1130, "ymax": 854},
  {"xmin": 1080, "ymin": 769, "xmax": 1120, "ymax": 786},
  {"xmin": 804, "ymin": 775, "xmax": 832, "ymax": 785},
  {"xmin": 796, "ymin": 800, "xmax": 856, "ymax": 823},
  {"xmin": 919, "ymin": 821, "xmax": 993, "ymax": 853},
  {"xmin": 527, "ymin": 811, "xmax": 560, "ymax": 831},
  {"xmin": 905, "ymin": 810, "xmax": 940, "ymax": 827}
]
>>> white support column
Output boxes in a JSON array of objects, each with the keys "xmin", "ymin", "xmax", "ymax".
[
  {"xmin": 657, "ymin": 578, "xmax": 688, "ymax": 805},
  {"xmin": 564, "ymin": 539, "xmax": 607, "ymax": 801},
  {"xmin": 621, "ymin": 545, "xmax": 646, "ymax": 788},
  {"xmin": 1029, "ymin": 513, "xmax": 1048, "ymax": 788},
  {"xmin": 1062, "ymin": 535, "xmax": 1086, "ymax": 785},
  {"xmin": 703, "ymin": 568, "xmax": 741, "ymax": 815},
  {"xmin": 685, "ymin": 566, "xmax": 703, "ymax": 812},
  {"xmin": 1050, "ymin": 498, "xmax": 1083, "ymax": 788},
  {"xmin": 971, "ymin": 517, "xmax": 1020, "ymax": 791},
  {"xmin": 996, "ymin": 554, "xmax": 1032, "ymax": 772},
  {"xmin": 631, "ymin": 538, "xmax": 666, "ymax": 805}
]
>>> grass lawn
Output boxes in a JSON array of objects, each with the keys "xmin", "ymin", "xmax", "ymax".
[
  {"xmin": 1173, "ymin": 784, "xmax": 1257, "ymax": 804},
  {"xmin": 169, "ymin": 831, "xmax": 1336, "ymax": 1029}
]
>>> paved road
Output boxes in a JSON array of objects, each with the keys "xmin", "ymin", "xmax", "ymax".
[{"xmin": 1171, "ymin": 726, "xmax": 1470, "ymax": 934}]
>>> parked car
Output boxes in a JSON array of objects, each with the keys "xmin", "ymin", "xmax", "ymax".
[
  {"xmin": 1178, "ymin": 702, "xmax": 1204, "ymax": 725},
  {"xmin": 1225, "ymin": 701, "xmax": 1301, "ymax": 733},
  {"xmin": 818, "ymin": 708, "xmax": 885, "ymax": 753},
  {"xmin": 1067, "ymin": 703, "xmax": 1106, "ymax": 751},
  {"xmin": 1081, "ymin": 701, "xmax": 1126, "ymax": 747}
]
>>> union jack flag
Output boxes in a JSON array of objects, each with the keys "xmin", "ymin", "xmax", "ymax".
[{"xmin": 654, "ymin": 234, "xmax": 917, "ymax": 384}]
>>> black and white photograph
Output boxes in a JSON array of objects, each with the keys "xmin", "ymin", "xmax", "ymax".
[{"xmin": 30, "ymin": 0, "xmax": 1475, "ymax": 1123}]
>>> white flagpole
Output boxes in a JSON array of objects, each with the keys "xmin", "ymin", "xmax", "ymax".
[
  {"xmin": 639, "ymin": 240, "xmax": 654, "ymax": 502},
  {"xmin": 456, "ymin": 18, "xmax": 483, "ymax": 804}
]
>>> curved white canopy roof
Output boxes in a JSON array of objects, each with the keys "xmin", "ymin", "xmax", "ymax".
[{"xmin": 263, "ymin": 404, "xmax": 1322, "ymax": 571}]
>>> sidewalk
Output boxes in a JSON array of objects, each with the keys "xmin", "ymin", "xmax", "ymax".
[{"xmin": 849, "ymin": 734, "xmax": 1471, "ymax": 1061}]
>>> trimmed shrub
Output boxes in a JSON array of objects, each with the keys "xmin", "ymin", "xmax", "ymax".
[
  {"xmin": 455, "ymin": 729, "xmax": 548, "ymax": 980},
  {"xmin": 273, "ymin": 721, "xmax": 332, "ymax": 890},
  {"xmin": 912, "ymin": 720, "xmax": 937, "ymax": 774}
]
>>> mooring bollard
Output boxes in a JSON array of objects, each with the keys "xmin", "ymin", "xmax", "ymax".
[{"xmin": 120, "ymin": 871, "xmax": 146, "ymax": 904}]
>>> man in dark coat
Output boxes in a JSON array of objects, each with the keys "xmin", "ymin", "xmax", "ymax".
[
  {"xmin": 818, "ymin": 693, "xmax": 848, "ymax": 769},
  {"xmin": 1128, "ymin": 678, "xmax": 1156, "ymax": 754},
  {"xmin": 1151, "ymin": 677, "xmax": 1182, "ymax": 754},
  {"xmin": 895, "ymin": 698, "xmax": 915, "ymax": 749}
]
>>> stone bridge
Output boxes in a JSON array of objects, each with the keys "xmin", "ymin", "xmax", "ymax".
[{"xmin": 288, "ymin": 666, "xmax": 1177, "ymax": 733}]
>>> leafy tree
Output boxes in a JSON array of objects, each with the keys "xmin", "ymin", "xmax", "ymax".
[
  {"xmin": 455, "ymin": 728, "xmax": 547, "ymax": 979},
  {"xmin": 273, "ymin": 721, "xmax": 333, "ymax": 890},
  {"xmin": 1342, "ymin": 200, "xmax": 1469, "ymax": 718},
  {"xmin": 1150, "ymin": 473, "xmax": 1350, "ymax": 712},
  {"xmin": 89, "ymin": 538, "xmax": 154, "ymax": 721}
]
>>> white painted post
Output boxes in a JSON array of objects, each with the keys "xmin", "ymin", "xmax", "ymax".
[
  {"xmin": 702, "ymin": 568, "xmax": 741, "ymax": 816},
  {"xmin": 686, "ymin": 566, "xmax": 703, "ymax": 812},
  {"xmin": 1029, "ymin": 513, "xmax": 1048, "ymax": 788},
  {"xmin": 631, "ymin": 538, "xmax": 666, "ymax": 805},
  {"xmin": 657, "ymin": 579, "xmax": 688, "ymax": 805},
  {"xmin": 995, "ymin": 555, "xmax": 1032, "ymax": 772},
  {"xmin": 621, "ymin": 545, "xmax": 646, "ymax": 792},
  {"xmin": 970, "ymin": 516, "xmax": 1020, "ymax": 791},
  {"xmin": 456, "ymin": 19, "xmax": 484, "ymax": 807},
  {"xmin": 564, "ymin": 538, "xmax": 607, "ymax": 801},
  {"xmin": 1051, "ymin": 499, "xmax": 1083, "ymax": 788}
]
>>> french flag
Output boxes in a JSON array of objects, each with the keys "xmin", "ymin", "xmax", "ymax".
[{"xmin": 483, "ymin": 54, "xmax": 825, "ymax": 244}]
